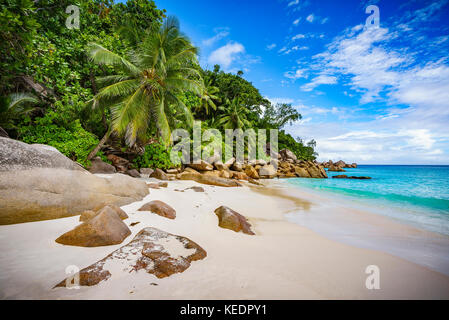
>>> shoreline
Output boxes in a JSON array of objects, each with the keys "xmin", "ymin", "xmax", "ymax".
[
  {"xmin": 1, "ymin": 176, "xmax": 449, "ymax": 299},
  {"xmin": 253, "ymin": 179, "xmax": 449, "ymax": 277}
]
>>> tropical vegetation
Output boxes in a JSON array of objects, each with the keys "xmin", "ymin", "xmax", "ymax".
[{"xmin": 0, "ymin": 0, "xmax": 317, "ymax": 169}]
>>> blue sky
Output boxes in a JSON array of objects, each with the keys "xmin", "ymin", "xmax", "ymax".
[{"xmin": 154, "ymin": 0, "xmax": 449, "ymax": 164}]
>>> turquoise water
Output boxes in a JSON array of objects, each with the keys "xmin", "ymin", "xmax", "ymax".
[{"xmin": 287, "ymin": 165, "xmax": 449, "ymax": 235}]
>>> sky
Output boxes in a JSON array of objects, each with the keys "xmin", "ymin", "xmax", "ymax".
[{"xmin": 153, "ymin": 0, "xmax": 449, "ymax": 164}]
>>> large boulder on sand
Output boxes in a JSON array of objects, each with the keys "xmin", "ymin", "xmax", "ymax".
[
  {"xmin": 54, "ymin": 227, "xmax": 207, "ymax": 287},
  {"xmin": 0, "ymin": 138, "xmax": 149, "ymax": 225},
  {"xmin": 88, "ymin": 157, "xmax": 116, "ymax": 174},
  {"xmin": 177, "ymin": 172, "xmax": 242, "ymax": 187},
  {"xmin": 55, "ymin": 207, "xmax": 131, "ymax": 247},
  {"xmin": 0, "ymin": 137, "xmax": 85, "ymax": 171},
  {"xmin": 214, "ymin": 206, "xmax": 255, "ymax": 235},
  {"xmin": 138, "ymin": 200, "xmax": 176, "ymax": 219}
]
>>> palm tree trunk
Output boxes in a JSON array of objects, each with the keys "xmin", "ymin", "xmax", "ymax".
[{"xmin": 87, "ymin": 128, "xmax": 112, "ymax": 160}]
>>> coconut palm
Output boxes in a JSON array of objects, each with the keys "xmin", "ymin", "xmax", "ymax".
[
  {"xmin": 86, "ymin": 16, "xmax": 202, "ymax": 159},
  {"xmin": 0, "ymin": 93, "xmax": 38, "ymax": 136},
  {"xmin": 216, "ymin": 97, "xmax": 252, "ymax": 129},
  {"xmin": 196, "ymin": 78, "xmax": 219, "ymax": 116}
]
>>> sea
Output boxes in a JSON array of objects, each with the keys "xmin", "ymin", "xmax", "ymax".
[
  {"xmin": 285, "ymin": 165, "xmax": 449, "ymax": 275},
  {"xmin": 288, "ymin": 165, "xmax": 449, "ymax": 235}
]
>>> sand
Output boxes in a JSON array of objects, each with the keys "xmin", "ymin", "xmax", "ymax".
[{"xmin": 0, "ymin": 176, "xmax": 448, "ymax": 299}]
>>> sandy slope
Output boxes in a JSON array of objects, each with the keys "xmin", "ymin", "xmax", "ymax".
[{"xmin": 0, "ymin": 177, "xmax": 448, "ymax": 299}]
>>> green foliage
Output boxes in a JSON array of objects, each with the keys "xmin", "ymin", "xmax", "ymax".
[
  {"xmin": 18, "ymin": 111, "xmax": 99, "ymax": 167},
  {"xmin": 278, "ymin": 130, "xmax": 317, "ymax": 161},
  {"xmin": 1, "ymin": 0, "xmax": 319, "ymax": 169},
  {"xmin": 133, "ymin": 143, "xmax": 180, "ymax": 169},
  {"xmin": 0, "ymin": 0, "xmax": 40, "ymax": 94}
]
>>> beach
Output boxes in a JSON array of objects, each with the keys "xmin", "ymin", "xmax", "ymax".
[{"xmin": 1, "ymin": 176, "xmax": 449, "ymax": 300}]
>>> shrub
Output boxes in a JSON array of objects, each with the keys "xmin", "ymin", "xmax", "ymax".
[
  {"xmin": 19, "ymin": 111, "xmax": 99, "ymax": 167},
  {"xmin": 133, "ymin": 143, "xmax": 180, "ymax": 170}
]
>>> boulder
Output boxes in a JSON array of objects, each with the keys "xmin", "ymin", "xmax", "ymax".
[
  {"xmin": 214, "ymin": 206, "xmax": 255, "ymax": 235},
  {"xmin": 55, "ymin": 207, "xmax": 131, "ymax": 247},
  {"xmin": 88, "ymin": 157, "xmax": 116, "ymax": 174},
  {"xmin": 0, "ymin": 137, "xmax": 85, "ymax": 171},
  {"xmin": 150, "ymin": 168, "xmax": 169, "ymax": 180},
  {"xmin": 351, "ymin": 163, "xmax": 357, "ymax": 168},
  {"xmin": 0, "ymin": 168, "xmax": 149, "ymax": 225},
  {"xmin": 335, "ymin": 160, "xmax": 346, "ymax": 168},
  {"xmin": 307, "ymin": 164, "xmax": 328, "ymax": 178},
  {"xmin": 126, "ymin": 169, "xmax": 140, "ymax": 178},
  {"xmin": 231, "ymin": 162, "xmax": 243, "ymax": 172},
  {"xmin": 258, "ymin": 164, "xmax": 276, "ymax": 178},
  {"xmin": 187, "ymin": 160, "xmax": 213, "ymax": 171},
  {"xmin": 219, "ymin": 170, "xmax": 232, "ymax": 179},
  {"xmin": 328, "ymin": 164, "xmax": 346, "ymax": 172},
  {"xmin": 203, "ymin": 170, "xmax": 221, "ymax": 177},
  {"xmin": 244, "ymin": 165, "xmax": 259, "ymax": 179},
  {"xmin": 177, "ymin": 172, "xmax": 242, "ymax": 187},
  {"xmin": 184, "ymin": 167, "xmax": 200, "ymax": 174},
  {"xmin": 139, "ymin": 168, "xmax": 154, "ymax": 178},
  {"xmin": 185, "ymin": 186, "xmax": 205, "ymax": 192},
  {"xmin": 294, "ymin": 167, "xmax": 311, "ymax": 178},
  {"xmin": 165, "ymin": 168, "xmax": 179, "ymax": 174},
  {"xmin": 106, "ymin": 154, "xmax": 129, "ymax": 172},
  {"xmin": 231, "ymin": 171, "xmax": 248, "ymax": 180},
  {"xmin": 54, "ymin": 227, "xmax": 207, "ymax": 287},
  {"xmin": 138, "ymin": 200, "xmax": 176, "ymax": 219},
  {"xmin": 213, "ymin": 160, "xmax": 226, "ymax": 171},
  {"xmin": 279, "ymin": 149, "xmax": 297, "ymax": 162},
  {"xmin": 79, "ymin": 205, "xmax": 128, "ymax": 222}
]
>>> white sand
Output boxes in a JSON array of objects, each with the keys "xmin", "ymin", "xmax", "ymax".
[{"xmin": 1, "ymin": 177, "xmax": 449, "ymax": 299}]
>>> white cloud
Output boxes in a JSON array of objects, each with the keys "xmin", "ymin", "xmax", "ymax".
[
  {"xmin": 321, "ymin": 17, "xmax": 329, "ymax": 24},
  {"xmin": 301, "ymin": 75, "xmax": 337, "ymax": 91},
  {"xmin": 266, "ymin": 43, "xmax": 277, "ymax": 50},
  {"xmin": 284, "ymin": 68, "xmax": 307, "ymax": 80},
  {"xmin": 306, "ymin": 14, "xmax": 315, "ymax": 23},
  {"xmin": 208, "ymin": 42, "xmax": 245, "ymax": 69},
  {"xmin": 293, "ymin": 18, "xmax": 301, "ymax": 26},
  {"xmin": 202, "ymin": 28, "xmax": 230, "ymax": 46},
  {"xmin": 292, "ymin": 34, "xmax": 305, "ymax": 41},
  {"xmin": 288, "ymin": 0, "xmax": 299, "ymax": 6}
]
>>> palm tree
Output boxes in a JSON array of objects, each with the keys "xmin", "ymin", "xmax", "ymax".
[
  {"xmin": 196, "ymin": 78, "xmax": 220, "ymax": 116},
  {"xmin": 216, "ymin": 97, "xmax": 252, "ymax": 129},
  {"xmin": 86, "ymin": 16, "xmax": 202, "ymax": 160},
  {"xmin": 0, "ymin": 93, "xmax": 38, "ymax": 137}
]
